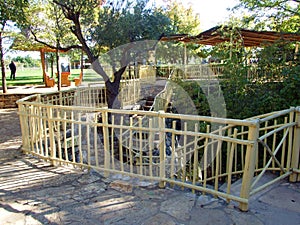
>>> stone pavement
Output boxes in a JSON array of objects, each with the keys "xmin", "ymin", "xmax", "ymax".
[{"xmin": 0, "ymin": 109, "xmax": 300, "ymax": 225}]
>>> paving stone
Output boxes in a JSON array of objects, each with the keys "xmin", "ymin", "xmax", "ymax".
[
  {"xmin": 249, "ymin": 201, "xmax": 300, "ymax": 225},
  {"xmin": 77, "ymin": 173, "xmax": 102, "ymax": 184},
  {"xmin": 0, "ymin": 207, "xmax": 27, "ymax": 225},
  {"xmin": 257, "ymin": 185, "xmax": 300, "ymax": 213},
  {"xmin": 134, "ymin": 188, "xmax": 173, "ymax": 201},
  {"xmin": 190, "ymin": 208, "xmax": 232, "ymax": 225},
  {"xmin": 224, "ymin": 207, "xmax": 264, "ymax": 225},
  {"xmin": 203, "ymin": 199, "xmax": 225, "ymax": 209},
  {"xmin": 98, "ymin": 201, "xmax": 144, "ymax": 225},
  {"xmin": 100, "ymin": 200, "xmax": 158, "ymax": 225},
  {"xmin": 196, "ymin": 194, "xmax": 219, "ymax": 208},
  {"xmin": 160, "ymin": 193, "xmax": 195, "ymax": 221},
  {"xmin": 81, "ymin": 182, "xmax": 107, "ymax": 195},
  {"xmin": 25, "ymin": 215, "xmax": 44, "ymax": 225},
  {"xmin": 142, "ymin": 213, "xmax": 177, "ymax": 225},
  {"xmin": 109, "ymin": 180, "xmax": 133, "ymax": 193}
]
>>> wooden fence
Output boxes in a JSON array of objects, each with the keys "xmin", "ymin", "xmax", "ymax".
[
  {"xmin": 157, "ymin": 64, "xmax": 282, "ymax": 81},
  {"xmin": 17, "ymin": 85, "xmax": 300, "ymax": 211},
  {"xmin": 157, "ymin": 64, "xmax": 224, "ymax": 80}
]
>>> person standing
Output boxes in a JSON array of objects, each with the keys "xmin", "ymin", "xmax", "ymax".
[{"xmin": 9, "ymin": 61, "xmax": 16, "ymax": 80}]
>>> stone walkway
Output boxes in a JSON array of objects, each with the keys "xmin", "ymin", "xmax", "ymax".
[{"xmin": 0, "ymin": 109, "xmax": 300, "ymax": 225}]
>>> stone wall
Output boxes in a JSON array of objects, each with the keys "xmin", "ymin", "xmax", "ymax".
[{"xmin": 0, "ymin": 94, "xmax": 31, "ymax": 109}]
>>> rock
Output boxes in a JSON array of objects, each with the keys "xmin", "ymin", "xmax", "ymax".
[
  {"xmin": 224, "ymin": 207, "xmax": 264, "ymax": 225},
  {"xmin": 160, "ymin": 193, "xmax": 195, "ymax": 221},
  {"xmin": 109, "ymin": 180, "xmax": 133, "ymax": 193},
  {"xmin": 143, "ymin": 213, "xmax": 176, "ymax": 225},
  {"xmin": 190, "ymin": 208, "xmax": 232, "ymax": 225},
  {"xmin": 196, "ymin": 194, "xmax": 219, "ymax": 208},
  {"xmin": 77, "ymin": 173, "xmax": 102, "ymax": 185}
]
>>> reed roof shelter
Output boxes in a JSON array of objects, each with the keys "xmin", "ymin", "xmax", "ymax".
[{"xmin": 161, "ymin": 26, "xmax": 300, "ymax": 47}]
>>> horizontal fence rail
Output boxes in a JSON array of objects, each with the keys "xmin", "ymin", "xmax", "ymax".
[
  {"xmin": 17, "ymin": 84, "xmax": 300, "ymax": 212},
  {"xmin": 157, "ymin": 64, "xmax": 282, "ymax": 82}
]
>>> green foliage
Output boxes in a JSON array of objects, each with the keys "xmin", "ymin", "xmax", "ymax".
[
  {"xmin": 93, "ymin": 0, "xmax": 171, "ymax": 51},
  {"xmin": 173, "ymin": 80, "xmax": 212, "ymax": 117},
  {"xmin": 25, "ymin": 0, "xmax": 80, "ymax": 49},
  {"xmin": 162, "ymin": 0, "xmax": 200, "ymax": 35},
  {"xmin": 234, "ymin": 0, "xmax": 300, "ymax": 32},
  {"xmin": 156, "ymin": 0, "xmax": 201, "ymax": 63},
  {"xmin": 0, "ymin": 0, "xmax": 29, "ymax": 27},
  {"xmin": 177, "ymin": 75, "xmax": 300, "ymax": 120},
  {"xmin": 0, "ymin": 0, "xmax": 30, "ymax": 93},
  {"xmin": 12, "ymin": 55, "xmax": 40, "ymax": 67}
]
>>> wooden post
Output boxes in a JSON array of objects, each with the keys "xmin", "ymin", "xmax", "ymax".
[
  {"xmin": 56, "ymin": 45, "xmax": 61, "ymax": 91},
  {"xmin": 18, "ymin": 104, "xmax": 30, "ymax": 153},
  {"xmin": 158, "ymin": 111, "xmax": 166, "ymax": 188},
  {"xmin": 47, "ymin": 106, "xmax": 57, "ymax": 166},
  {"xmin": 286, "ymin": 108, "xmax": 295, "ymax": 171},
  {"xmin": 40, "ymin": 49, "xmax": 47, "ymax": 85},
  {"xmin": 239, "ymin": 120, "xmax": 260, "ymax": 211},
  {"xmin": 290, "ymin": 107, "xmax": 300, "ymax": 182},
  {"xmin": 102, "ymin": 109, "xmax": 111, "ymax": 177}
]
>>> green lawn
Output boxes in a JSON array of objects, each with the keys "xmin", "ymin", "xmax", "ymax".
[{"xmin": 2, "ymin": 68, "xmax": 104, "ymax": 86}]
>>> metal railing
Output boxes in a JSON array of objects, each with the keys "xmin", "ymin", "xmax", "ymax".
[{"xmin": 17, "ymin": 84, "xmax": 300, "ymax": 212}]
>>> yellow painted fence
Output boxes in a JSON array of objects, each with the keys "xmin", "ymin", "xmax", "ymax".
[{"xmin": 17, "ymin": 85, "xmax": 300, "ymax": 212}]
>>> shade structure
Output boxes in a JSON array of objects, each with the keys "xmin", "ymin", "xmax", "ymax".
[
  {"xmin": 161, "ymin": 26, "xmax": 300, "ymax": 47},
  {"xmin": 11, "ymin": 39, "xmax": 69, "ymax": 87}
]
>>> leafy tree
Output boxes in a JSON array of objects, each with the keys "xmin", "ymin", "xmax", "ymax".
[
  {"xmin": 231, "ymin": 0, "xmax": 300, "ymax": 78},
  {"xmin": 52, "ymin": 0, "xmax": 172, "ymax": 108},
  {"xmin": 29, "ymin": 2, "xmax": 81, "ymax": 51},
  {"xmin": 22, "ymin": 0, "xmax": 82, "ymax": 89},
  {"xmin": 12, "ymin": 55, "xmax": 39, "ymax": 67},
  {"xmin": 233, "ymin": 0, "xmax": 300, "ymax": 32},
  {"xmin": 203, "ymin": 1, "xmax": 300, "ymax": 117},
  {"xmin": 155, "ymin": 0, "xmax": 201, "ymax": 64},
  {"xmin": 93, "ymin": 0, "xmax": 171, "ymax": 51},
  {"xmin": 163, "ymin": 0, "xmax": 200, "ymax": 35},
  {"xmin": 0, "ymin": 0, "xmax": 29, "ymax": 93}
]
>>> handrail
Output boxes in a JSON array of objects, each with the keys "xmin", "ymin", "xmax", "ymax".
[{"xmin": 16, "ymin": 80, "xmax": 300, "ymax": 212}]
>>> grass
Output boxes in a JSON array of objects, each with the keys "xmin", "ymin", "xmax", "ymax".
[{"xmin": 1, "ymin": 67, "xmax": 104, "ymax": 86}]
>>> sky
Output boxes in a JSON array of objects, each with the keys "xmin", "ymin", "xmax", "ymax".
[
  {"xmin": 148, "ymin": 0, "xmax": 240, "ymax": 30},
  {"xmin": 187, "ymin": 0, "xmax": 240, "ymax": 30}
]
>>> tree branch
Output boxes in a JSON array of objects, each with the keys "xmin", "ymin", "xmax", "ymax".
[
  {"xmin": 112, "ymin": 33, "xmax": 164, "ymax": 86},
  {"xmin": 30, "ymin": 28, "xmax": 82, "ymax": 51}
]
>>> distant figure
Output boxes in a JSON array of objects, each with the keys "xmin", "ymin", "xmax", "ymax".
[{"xmin": 9, "ymin": 61, "xmax": 16, "ymax": 80}]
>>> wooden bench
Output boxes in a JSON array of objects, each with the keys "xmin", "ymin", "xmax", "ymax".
[
  {"xmin": 45, "ymin": 75, "xmax": 55, "ymax": 87},
  {"xmin": 61, "ymin": 72, "xmax": 71, "ymax": 86},
  {"xmin": 74, "ymin": 72, "xmax": 83, "ymax": 86}
]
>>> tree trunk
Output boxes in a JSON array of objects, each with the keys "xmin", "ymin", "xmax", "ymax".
[
  {"xmin": 105, "ymin": 66, "xmax": 127, "ymax": 109},
  {"xmin": 40, "ymin": 49, "xmax": 47, "ymax": 85},
  {"xmin": 0, "ymin": 32, "xmax": 7, "ymax": 93},
  {"xmin": 56, "ymin": 48, "xmax": 60, "ymax": 91},
  {"xmin": 64, "ymin": 8, "xmax": 129, "ymax": 109}
]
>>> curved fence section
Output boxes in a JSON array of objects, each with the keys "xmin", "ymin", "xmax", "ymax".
[{"xmin": 17, "ymin": 85, "xmax": 300, "ymax": 211}]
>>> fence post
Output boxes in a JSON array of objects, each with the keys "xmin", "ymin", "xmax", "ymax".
[
  {"xmin": 47, "ymin": 106, "xmax": 57, "ymax": 166},
  {"xmin": 102, "ymin": 109, "xmax": 111, "ymax": 177},
  {"xmin": 290, "ymin": 107, "xmax": 300, "ymax": 182},
  {"xmin": 239, "ymin": 120, "xmax": 260, "ymax": 211},
  {"xmin": 158, "ymin": 111, "xmax": 166, "ymax": 188},
  {"xmin": 18, "ymin": 104, "xmax": 30, "ymax": 153}
]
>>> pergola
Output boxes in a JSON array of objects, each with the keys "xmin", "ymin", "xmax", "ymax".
[
  {"xmin": 161, "ymin": 26, "xmax": 300, "ymax": 47},
  {"xmin": 11, "ymin": 40, "xmax": 68, "ymax": 87}
]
